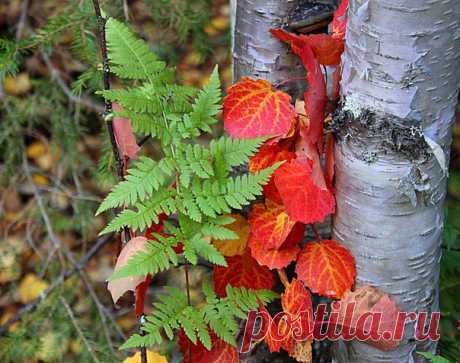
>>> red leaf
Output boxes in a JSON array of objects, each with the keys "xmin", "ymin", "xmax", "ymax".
[
  {"xmin": 274, "ymin": 159, "xmax": 335, "ymax": 224},
  {"xmin": 295, "ymin": 240, "xmax": 356, "ymax": 299},
  {"xmin": 258, "ymin": 304, "xmax": 282, "ymax": 353},
  {"xmin": 223, "ymin": 77, "xmax": 295, "ymax": 139},
  {"xmin": 332, "ymin": 286, "xmax": 402, "ymax": 351},
  {"xmin": 295, "ymin": 135, "xmax": 327, "ymax": 190},
  {"xmin": 112, "ymin": 103, "xmax": 140, "ymax": 159},
  {"xmin": 281, "ymin": 279, "xmax": 313, "ymax": 317},
  {"xmin": 324, "ymin": 133, "xmax": 335, "ymax": 190},
  {"xmin": 282, "ymin": 223, "xmax": 305, "ymax": 248},
  {"xmin": 213, "ymin": 251, "xmax": 275, "ymax": 297},
  {"xmin": 301, "ymin": 34, "xmax": 344, "ymax": 66},
  {"xmin": 249, "ymin": 233, "xmax": 300, "ymax": 270},
  {"xmin": 179, "ymin": 330, "xmax": 239, "ymax": 363},
  {"xmin": 134, "ymin": 275, "xmax": 152, "ymax": 317},
  {"xmin": 332, "ymin": 0, "xmax": 348, "ymax": 39},
  {"xmin": 249, "ymin": 200, "xmax": 296, "ymax": 250},
  {"xmin": 270, "ymin": 30, "xmax": 327, "ymax": 146},
  {"xmin": 249, "ymin": 143, "xmax": 295, "ymax": 203},
  {"xmin": 280, "ymin": 279, "xmax": 314, "ymax": 356}
]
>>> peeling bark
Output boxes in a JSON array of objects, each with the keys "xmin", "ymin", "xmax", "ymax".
[
  {"xmin": 232, "ymin": 0, "xmax": 305, "ymax": 95},
  {"xmin": 332, "ymin": 1, "xmax": 460, "ymax": 362}
]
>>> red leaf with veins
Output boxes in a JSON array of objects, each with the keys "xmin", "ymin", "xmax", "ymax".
[
  {"xmin": 223, "ymin": 77, "xmax": 296, "ymax": 140},
  {"xmin": 179, "ymin": 330, "xmax": 239, "ymax": 363},
  {"xmin": 249, "ymin": 199, "xmax": 296, "ymax": 250},
  {"xmin": 112, "ymin": 103, "xmax": 140, "ymax": 159},
  {"xmin": 295, "ymin": 240, "xmax": 356, "ymax": 299},
  {"xmin": 332, "ymin": 286, "xmax": 402, "ymax": 351},
  {"xmin": 213, "ymin": 251, "xmax": 275, "ymax": 297},
  {"xmin": 249, "ymin": 143, "xmax": 295, "ymax": 203},
  {"xmin": 249, "ymin": 233, "xmax": 300, "ymax": 270},
  {"xmin": 274, "ymin": 159, "xmax": 335, "ymax": 224}
]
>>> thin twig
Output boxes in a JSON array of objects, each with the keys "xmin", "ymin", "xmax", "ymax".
[
  {"xmin": 15, "ymin": 0, "xmax": 30, "ymax": 39},
  {"xmin": 41, "ymin": 52, "xmax": 105, "ymax": 113},
  {"xmin": 60, "ymin": 296, "xmax": 101, "ymax": 363},
  {"xmin": 311, "ymin": 224, "xmax": 321, "ymax": 241},
  {"xmin": 23, "ymin": 156, "xmax": 66, "ymax": 271},
  {"xmin": 123, "ymin": 0, "xmax": 130, "ymax": 22}
]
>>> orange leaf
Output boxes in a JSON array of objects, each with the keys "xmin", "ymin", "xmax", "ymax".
[
  {"xmin": 332, "ymin": 286, "xmax": 402, "ymax": 351},
  {"xmin": 108, "ymin": 236, "xmax": 148, "ymax": 303},
  {"xmin": 249, "ymin": 143, "xmax": 295, "ymax": 203},
  {"xmin": 281, "ymin": 279, "xmax": 313, "ymax": 317},
  {"xmin": 112, "ymin": 103, "xmax": 140, "ymax": 159},
  {"xmin": 179, "ymin": 330, "xmax": 239, "ymax": 363},
  {"xmin": 295, "ymin": 240, "xmax": 356, "ymax": 299},
  {"xmin": 223, "ymin": 77, "xmax": 296, "ymax": 139},
  {"xmin": 212, "ymin": 214, "xmax": 249, "ymax": 257},
  {"xmin": 249, "ymin": 233, "xmax": 300, "ymax": 270},
  {"xmin": 249, "ymin": 200, "xmax": 296, "ymax": 250},
  {"xmin": 213, "ymin": 251, "xmax": 274, "ymax": 297},
  {"xmin": 274, "ymin": 159, "xmax": 335, "ymax": 224}
]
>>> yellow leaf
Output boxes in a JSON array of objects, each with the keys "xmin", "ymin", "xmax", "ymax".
[
  {"xmin": 32, "ymin": 174, "xmax": 48, "ymax": 186},
  {"xmin": 26, "ymin": 141, "xmax": 47, "ymax": 159},
  {"xmin": 123, "ymin": 350, "xmax": 168, "ymax": 363},
  {"xmin": 17, "ymin": 273, "xmax": 49, "ymax": 303},
  {"xmin": 4, "ymin": 72, "xmax": 32, "ymax": 95},
  {"xmin": 211, "ymin": 16, "xmax": 229, "ymax": 31},
  {"xmin": 212, "ymin": 214, "xmax": 249, "ymax": 257}
]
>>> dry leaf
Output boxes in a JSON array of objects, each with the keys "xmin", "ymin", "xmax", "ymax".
[{"xmin": 108, "ymin": 236, "xmax": 148, "ymax": 304}]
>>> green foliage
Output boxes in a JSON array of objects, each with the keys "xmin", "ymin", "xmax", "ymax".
[
  {"xmin": 109, "ymin": 234, "xmax": 179, "ymax": 280},
  {"xmin": 119, "ymin": 285, "xmax": 278, "ymax": 350},
  {"xmin": 144, "ymin": 0, "xmax": 212, "ymax": 57},
  {"xmin": 97, "ymin": 18, "xmax": 279, "ymax": 351},
  {"xmin": 417, "ymin": 352, "xmax": 452, "ymax": 363}
]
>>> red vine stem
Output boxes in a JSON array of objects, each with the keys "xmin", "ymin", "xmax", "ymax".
[
  {"xmin": 273, "ymin": 76, "xmax": 307, "ymax": 90},
  {"xmin": 311, "ymin": 224, "xmax": 321, "ymax": 241},
  {"xmin": 277, "ymin": 269, "xmax": 290, "ymax": 288},
  {"xmin": 90, "ymin": 1, "xmax": 144, "ymax": 361}
]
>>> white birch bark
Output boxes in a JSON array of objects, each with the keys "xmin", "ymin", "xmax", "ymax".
[
  {"xmin": 332, "ymin": 1, "xmax": 460, "ymax": 362},
  {"xmin": 232, "ymin": 0, "xmax": 304, "ymax": 95}
]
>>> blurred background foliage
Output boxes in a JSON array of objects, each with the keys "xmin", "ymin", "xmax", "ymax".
[{"xmin": 0, "ymin": 0, "xmax": 459, "ymax": 362}]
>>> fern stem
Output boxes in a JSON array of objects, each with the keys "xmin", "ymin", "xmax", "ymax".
[
  {"xmin": 91, "ymin": 0, "xmax": 125, "ymax": 185},
  {"xmin": 91, "ymin": 2, "xmax": 144, "ymax": 361},
  {"xmin": 184, "ymin": 263, "xmax": 192, "ymax": 363}
]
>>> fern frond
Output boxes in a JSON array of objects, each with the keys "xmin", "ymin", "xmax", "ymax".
[
  {"xmin": 96, "ymin": 156, "xmax": 175, "ymax": 214},
  {"xmin": 120, "ymin": 286, "xmax": 277, "ymax": 350},
  {"xmin": 109, "ymin": 235, "xmax": 178, "ymax": 281},
  {"xmin": 106, "ymin": 18, "xmax": 166, "ymax": 82},
  {"xmin": 184, "ymin": 234, "xmax": 227, "ymax": 266},
  {"xmin": 210, "ymin": 136, "xmax": 266, "ymax": 169},
  {"xmin": 99, "ymin": 189, "xmax": 177, "ymax": 234}
]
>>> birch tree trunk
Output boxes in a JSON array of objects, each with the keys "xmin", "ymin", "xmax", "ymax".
[
  {"xmin": 232, "ymin": 0, "xmax": 304, "ymax": 95},
  {"xmin": 332, "ymin": 1, "xmax": 460, "ymax": 362}
]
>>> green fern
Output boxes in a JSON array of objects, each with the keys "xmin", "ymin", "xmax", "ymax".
[
  {"xmin": 106, "ymin": 18, "xmax": 166, "ymax": 82},
  {"xmin": 96, "ymin": 17, "xmax": 282, "ymax": 353},
  {"xmin": 96, "ymin": 156, "xmax": 175, "ymax": 214},
  {"xmin": 109, "ymin": 234, "xmax": 179, "ymax": 280},
  {"xmin": 119, "ymin": 285, "xmax": 278, "ymax": 350}
]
